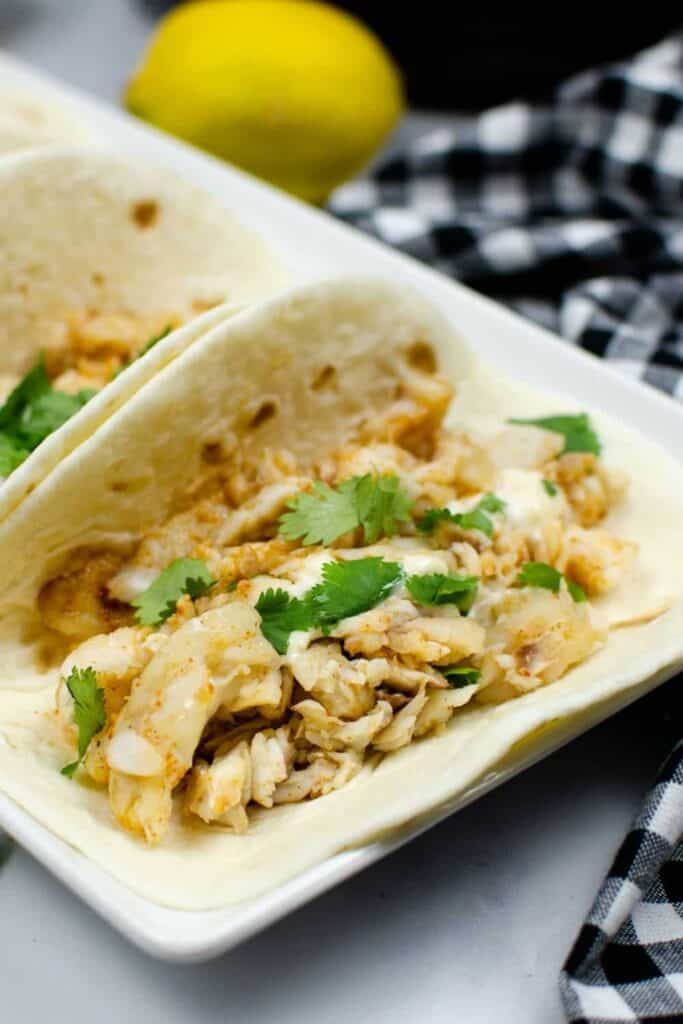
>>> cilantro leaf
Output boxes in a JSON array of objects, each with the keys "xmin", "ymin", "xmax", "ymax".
[
  {"xmin": 406, "ymin": 572, "xmax": 479, "ymax": 613},
  {"xmin": 60, "ymin": 667, "xmax": 106, "ymax": 778},
  {"xmin": 508, "ymin": 413, "xmax": 601, "ymax": 455},
  {"xmin": 442, "ymin": 666, "xmax": 481, "ymax": 688},
  {"xmin": 114, "ymin": 325, "xmax": 173, "ymax": 378},
  {"xmin": 417, "ymin": 493, "xmax": 505, "ymax": 538},
  {"xmin": 132, "ymin": 557, "xmax": 216, "ymax": 625},
  {"xmin": 13, "ymin": 388, "xmax": 94, "ymax": 450},
  {"xmin": 0, "ymin": 359, "xmax": 95, "ymax": 475},
  {"xmin": 517, "ymin": 562, "xmax": 563, "ymax": 592},
  {"xmin": 453, "ymin": 507, "xmax": 496, "ymax": 537},
  {"xmin": 542, "ymin": 478, "xmax": 558, "ymax": 496},
  {"xmin": 517, "ymin": 561, "xmax": 587, "ymax": 602},
  {"xmin": 308, "ymin": 557, "xmax": 403, "ymax": 629},
  {"xmin": 279, "ymin": 474, "xmax": 412, "ymax": 546},
  {"xmin": 567, "ymin": 578, "xmax": 588, "ymax": 603},
  {"xmin": 279, "ymin": 479, "xmax": 359, "ymax": 545},
  {"xmin": 0, "ymin": 434, "xmax": 30, "ymax": 476},
  {"xmin": 417, "ymin": 507, "xmax": 455, "ymax": 534},
  {"xmin": 354, "ymin": 473, "xmax": 412, "ymax": 543},
  {"xmin": 138, "ymin": 325, "xmax": 172, "ymax": 359},
  {"xmin": 255, "ymin": 588, "xmax": 315, "ymax": 654},
  {"xmin": 0, "ymin": 361, "xmax": 51, "ymax": 430},
  {"xmin": 477, "ymin": 493, "xmax": 507, "ymax": 514}
]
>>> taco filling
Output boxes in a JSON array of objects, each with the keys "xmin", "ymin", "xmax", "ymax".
[
  {"xmin": 0, "ymin": 312, "xmax": 181, "ymax": 478},
  {"xmin": 42, "ymin": 363, "xmax": 637, "ymax": 845}
]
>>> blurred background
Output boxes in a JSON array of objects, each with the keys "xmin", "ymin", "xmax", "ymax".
[
  {"xmin": 2, "ymin": 1, "xmax": 680, "ymax": 205},
  {"xmin": 139, "ymin": 2, "xmax": 679, "ymax": 109}
]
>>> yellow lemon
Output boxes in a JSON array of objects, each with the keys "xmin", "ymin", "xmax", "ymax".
[{"xmin": 125, "ymin": 0, "xmax": 404, "ymax": 203}]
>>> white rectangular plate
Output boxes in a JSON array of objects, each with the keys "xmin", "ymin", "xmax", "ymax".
[{"xmin": 0, "ymin": 50, "xmax": 681, "ymax": 962}]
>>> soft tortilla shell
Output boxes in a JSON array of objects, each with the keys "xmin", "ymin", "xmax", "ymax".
[{"xmin": 0, "ymin": 146, "xmax": 285, "ymax": 522}]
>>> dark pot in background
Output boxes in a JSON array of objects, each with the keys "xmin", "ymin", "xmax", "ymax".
[{"xmin": 136, "ymin": 3, "xmax": 681, "ymax": 110}]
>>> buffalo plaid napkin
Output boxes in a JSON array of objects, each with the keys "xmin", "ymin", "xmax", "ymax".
[{"xmin": 330, "ymin": 34, "xmax": 683, "ymax": 1023}]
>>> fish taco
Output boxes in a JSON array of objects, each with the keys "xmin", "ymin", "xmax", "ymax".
[
  {"xmin": 0, "ymin": 277, "xmax": 680, "ymax": 909},
  {"xmin": 0, "ymin": 146, "xmax": 284, "ymax": 520}
]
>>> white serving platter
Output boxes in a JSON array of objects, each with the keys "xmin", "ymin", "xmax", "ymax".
[{"xmin": 0, "ymin": 49, "xmax": 681, "ymax": 963}]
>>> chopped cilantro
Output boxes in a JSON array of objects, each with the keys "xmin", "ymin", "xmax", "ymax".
[
  {"xmin": 508, "ymin": 413, "xmax": 601, "ymax": 455},
  {"xmin": 517, "ymin": 562, "xmax": 563, "ymax": 592},
  {"xmin": 13, "ymin": 387, "xmax": 95, "ymax": 450},
  {"xmin": 0, "ymin": 361, "xmax": 49, "ymax": 428},
  {"xmin": 477, "ymin": 493, "xmax": 507, "ymax": 514},
  {"xmin": 567, "ymin": 578, "xmax": 588, "ymax": 603},
  {"xmin": 132, "ymin": 557, "xmax": 215, "ymax": 625},
  {"xmin": 354, "ymin": 473, "xmax": 413, "ymax": 544},
  {"xmin": 60, "ymin": 667, "xmax": 106, "ymax": 778},
  {"xmin": 542, "ymin": 478, "xmax": 558, "ymax": 496},
  {"xmin": 418, "ymin": 492, "xmax": 506, "ymax": 538},
  {"xmin": 279, "ymin": 473, "xmax": 412, "ymax": 546},
  {"xmin": 256, "ymin": 558, "xmax": 404, "ymax": 651},
  {"xmin": 0, "ymin": 434, "xmax": 30, "ymax": 476},
  {"xmin": 308, "ymin": 557, "xmax": 403, "ymax": 630},
  {"xmin": 255, "ymin": 588, "xmax": 315, "ymax": 655},
  {"xmin": 453, "ymin": 507, "xmax": 496, "ymax": 537},
  {"xmin": 114, "ymin": 325, "xmax": 173, "ymax": 378},
  {"xmin": 137, "ymin": 325, "xmax": 172, "ymax": 359},
  {"xmin": 517, "ymin": 561, "xmax": 587, "ymax": 602},
  {"xmin": 442, "ymin": 666, "xmax": 481, "ymax": 688},
  {"xmin": 406, "ymin": 572, "xmax": 479, "ymax": 613},
  {"xmin": 0, "ymin": 359, "xmax": 94, "ymax": 475},
  {"xmin": 416, "ymin": 507, "xmax": 456, "ymax": 534},
  {"xmin": 279, "ymin": 479, "xmax": 359, "ymax": 545}
]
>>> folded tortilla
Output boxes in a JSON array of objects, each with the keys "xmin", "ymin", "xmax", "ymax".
[
  {"xmin": 0, "ymin": 277, "xmax": 681, "ymax": 909},
  {"xmin": 0, "ymin": 91, "xmax": 88, "ymax": 154},
  {"xmin": 0, "ymin": 146, "xmax": 286, "ymax": 521}
]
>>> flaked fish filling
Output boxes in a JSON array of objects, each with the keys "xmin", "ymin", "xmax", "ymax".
[
  {"xmin": 44, "ymin": 366, "xmax": 636, "ymax": 844},
  {"xmin": 44, "ymin": 310, "xmax": 182, "ymax": 393},
  {"xmin": 0, "ymin": 312, "xmax": 180, "ymax": 405},
  {"xmin": 0, "ymin": 310, "xmax": 182, "ymax": 481}
]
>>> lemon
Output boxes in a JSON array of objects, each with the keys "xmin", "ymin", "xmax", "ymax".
[{"xmin": 125, "ymin": 0, "xmax": 404, "ymax": 203}]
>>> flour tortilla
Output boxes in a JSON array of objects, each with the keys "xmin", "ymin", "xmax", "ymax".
[
  {"xmin": 0, "ymin": 91, "xmax": 88, "ymax": 154},
  {"xmin": 0, "ymin": 276, "xmax": 681, "ymax": 910},
  {"xmin": 0, "ymin": 145, "xmax": 286, "ymax": 521}
]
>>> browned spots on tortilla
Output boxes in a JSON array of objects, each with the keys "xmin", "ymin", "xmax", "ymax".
[
  {"xmin": 131, "ymin": 199, "xmax": 160, "ymax": 229},
  {"xmin": 201, "ymin": 441, "xmax": 225, "ymax": 465},
  {"xmin": 247, "ymin": 399, "xmax": 279, "ymax": 430},
  {"xmin": 92, "ymin": 272, "xmax": 105, "ymax": 286},
  {"xmin": 311, "ymin": 364, "xmax": 337, "ymax": 391},
  {"xmin": 405, "ymin": 341, "xmax": 437, "ymax": 374}
]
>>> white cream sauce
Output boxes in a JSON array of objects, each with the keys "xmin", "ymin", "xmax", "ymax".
[{"xmin": 494, "ymin": 468, "xmax": 566, "ymax": 534}]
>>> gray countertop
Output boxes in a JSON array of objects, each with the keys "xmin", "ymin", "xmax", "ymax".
[{"xmin": 0, "ymin": 4, "xmax": 676, "ymax": 1021}]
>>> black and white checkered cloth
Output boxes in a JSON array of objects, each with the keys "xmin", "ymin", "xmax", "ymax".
[
  {"xmin": 330, "ymin": 36, "xmax": 683, "ymax": 402},
  {"xmin": 329, "ymin": 34, "xmax": 683, "ymax": 1024},
  {"xmin": 560, "ymin": 741, "xmax": 683, "ymax": 1023}
]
